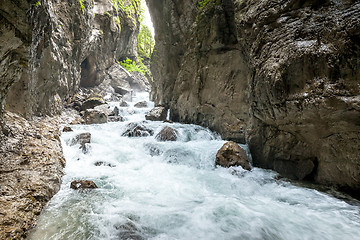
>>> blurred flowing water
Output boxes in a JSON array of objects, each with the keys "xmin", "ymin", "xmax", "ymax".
[{"xmin": 29, "ymin": 92, "xmax": 360, "ymax": 240}]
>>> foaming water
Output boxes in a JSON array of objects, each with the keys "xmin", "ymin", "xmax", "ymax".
[{"xmin": 29, "ymin": 92, "xmax": 360, "ymax": 240}]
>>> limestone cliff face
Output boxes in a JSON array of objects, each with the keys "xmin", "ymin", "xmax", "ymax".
[
  {"xmin": 147, "ymin": 0, "xmax": 360, "ymax": 195},
  {"xmin": 1, "ymin": 0, "xmax": 140, "ymax": 123}
]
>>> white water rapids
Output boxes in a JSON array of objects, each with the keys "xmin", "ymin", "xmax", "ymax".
[{"xmin": 29, "ymin": 92, "xmax": 360, "ymax": 240}]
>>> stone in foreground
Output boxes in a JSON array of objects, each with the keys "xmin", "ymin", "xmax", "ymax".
[
  {"xmin": 216, "ymin": 141, "xmax": 251, "ymax": 170},
  {"xmin": 156, "ymin": 126, "xmax": 178, "ymax": 141},
  {"xmin": 145, "ymin": 106, "xmax": 167, "ymax": 121},
  {"xmin": 70, "ymin": 180, "xmax": 98, "ymax": 190}
]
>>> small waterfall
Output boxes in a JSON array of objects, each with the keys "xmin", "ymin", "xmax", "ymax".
[{"xmin": 29, "ymin": 92, "xmax": 360, "ymax": 240}]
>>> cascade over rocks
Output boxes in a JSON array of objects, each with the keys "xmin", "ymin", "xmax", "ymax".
[{"xmin": 147, "ymin": 0, "xmax": 360, "ymax": 196}]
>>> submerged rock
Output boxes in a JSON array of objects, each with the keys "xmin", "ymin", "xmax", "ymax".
[
  {"xmin": 84, "ymin": 109, "xmax": 108, "ymax": 124},
  {"xmin": 145, "ymin": 106, "xmax": 167, "ymax": 121},
  {"xmin": 156, "ymin": 126, "xmax": 178, "ymax": 141},
  {"xmin": 122, "ymin": 122, "xmax": 154, "ymax": 137},
  {"xmin": 215, "ymin": 141, "xmax": 251, "ymax": 171},
  {"xmin": 120, "ymin": 100, "xmax": 129, "ymax": 107},
  {"xmin": 134, "ymin": 101, "xmax": 147, "ymax": 108},
  {"xmin": 70, "ymin": 180, "xmax": 98, "ymax": 190},
  {"xmin": 115, "ymin": 221, "xmax": 145, "ymax": 240},
  {"xmin": 71, "ymin": 132, "xmax": 91, "ymax": 153},
  {"xmin": 94, "ymin": 161, "xmax": 116, "ymax": 167},
  {"xmin": 108, "ymin": 116, "xmax": 124, "ymax": 122}
]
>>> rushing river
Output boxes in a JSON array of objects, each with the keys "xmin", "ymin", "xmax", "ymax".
[{"xmin": 29, "ymin": 92, "xmax": 360, "ymax": 240}]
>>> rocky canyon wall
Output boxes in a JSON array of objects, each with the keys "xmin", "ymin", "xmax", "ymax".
[
  {"xmin": 147, "ymin": 0, "xmax": 360, "ymax": 196},
  {"xmin": 1, "ymin": 0, "xmax": 140, "ymax": 126}
]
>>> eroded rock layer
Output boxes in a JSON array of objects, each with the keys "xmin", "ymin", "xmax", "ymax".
[{"xmin": 147, "ymin": 0, "xmax": 360, "ymax": 196}]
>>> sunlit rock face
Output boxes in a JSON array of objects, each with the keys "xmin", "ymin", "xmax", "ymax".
[
  {"xmin": 1, "ymin": 0, "xmax": 140, "ymax": 123},
  {"xmin": 147, "ymin": 0, "xmax": 360, "ymax": 196}
]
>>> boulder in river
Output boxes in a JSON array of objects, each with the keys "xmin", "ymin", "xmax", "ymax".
[
  {"xmin": 71, "ymin": 132, "xmax": 91, "ymax": 153},
  {"xmin": 216, "ymin": 141, "xmax": 251, "ymax": 170},
  {"xmin": 70, "ymin": 180, "xmax": 98, "ymax": 190},
  {"xmin": 84, "ymin": 109, "xmax": 108, "ymax": 124},
  {"xmin": 63, "ymin": 126, "xmax": 73, "ymax": 132},
  {"xmin": 145, "ymin": 106, "xmax": 167, "ymax": 121},
  {"xmin": 71, "ymin": 132, "xmax": 91, "ymax": 146},
  {"xmin": 122, "ymin": 122, "xmax": 154, "ymax": 137},
  {"xmin": 134, "ymin": 101, "xmax": 147, "ymax": 108},
  {"xmin": 156, "ymin": 126, "xmax": 178, "ymax": 141}
]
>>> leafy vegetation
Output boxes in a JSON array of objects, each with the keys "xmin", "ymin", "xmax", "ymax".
[
  {"xmin": 137, "ymin": 24, "xmax": 155, "ymax": 59},
  {"xmin": 119, "ymin": 57, "xmax": 150, "ymax": 76},
  {"xmin": 36, "ymin": 1, "xmax": 41, "ymax": 7},
  {"xmin": 78, "ymin": 0, "xmax": 85, "ymax": 14}
]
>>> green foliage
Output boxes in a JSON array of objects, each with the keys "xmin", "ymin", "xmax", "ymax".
[
  {"xmin": 36, "ymin": 1, "xmax": 41, "ymax": 6},
  {"xmin": 119, "ymin": 57, "xmax": 149, "ymax": 75},
  {"xmin": 198, "ymin": 0, "xmax": 211, "ymax": 8},
  {"xmin": 137, "ymin": 24, "xmax": 154, "ymax": 59},
  {"xmin": 78, "ymin": 0, "xmax": 85, "ymax": 14}
]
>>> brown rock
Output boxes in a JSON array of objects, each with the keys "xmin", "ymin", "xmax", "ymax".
[
  {"xmin": 156, "ymin": 126, "xmax": 178, "ymax": 141},
  {"xmin": 81, "ymin": 97, "xmax": 105, "ymax": 111},
  {"xmin": 145, "ymin": 106, "xmax": 167, "ymax": 121},
  {"xmin": 84, "ymin": 109, "xmax": 108, "ymax": 124},
  {"xmin": 62, "ymin": 126, "xmax": 73, "ymax": 132},
  {"xmin": 215, "ymin": 141, "xmax": 251, "ymax": 170},
  {"xmin": 70, "ymin": 180, "xmax": 98, "ymax": 190}
]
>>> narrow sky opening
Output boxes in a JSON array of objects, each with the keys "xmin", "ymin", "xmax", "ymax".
[{"xmin": 142, "ymin": 0, "xmax": 155, "ymax": 37}]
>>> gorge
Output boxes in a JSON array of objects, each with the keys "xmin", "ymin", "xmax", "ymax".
[{"xmin": 0, "ymin": 0, "xmax": 359, "ymax": 239}]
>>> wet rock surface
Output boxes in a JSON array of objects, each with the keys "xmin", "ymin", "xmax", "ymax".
[
  {"xmin": 156, "ymin": 126, "xmax": 178, "ymax": 142},
  {"xmin": 84, "ymin": 109, "xmax": 108, "ymax": 124},
  {"xmin": 122, "ymin": 122, "xmax": 154, "ymax": 137},
  {"xmin": 70, "ymin": 180, "xmax": 98, "ymax": 190},
  {"xmin": 145, "ymin": 106, "xmax": 167, "ymax": 121},
  {"xmin": 0, "ymin": 112, "xmax": 65, "ymax": 240},
  {"xmin": 148, "ymin": 0, "xmax": 360, "ymax": 196},
  {"xmin": 216, "ymin": 141, "xmax": 251, "ymax": 170}
]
